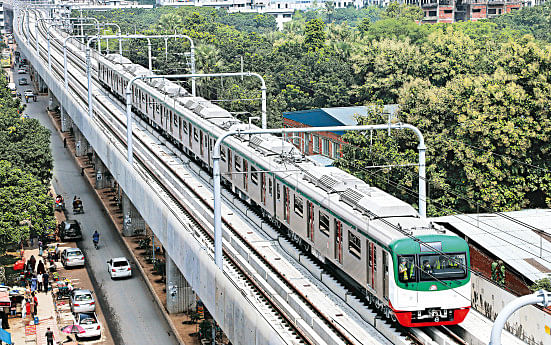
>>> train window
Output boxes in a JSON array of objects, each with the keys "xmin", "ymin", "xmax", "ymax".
[
  {"xmin": 368, "ymin": 242, "xmax": 372, "ymax": 267},
  {"xmin": 251, "ymin": 166, "xmax": 258, "ymax": 185},
  {"xmin": 268, "ymin": 178, "xmax": 273, "ymax": 196},
  {"xmin": 183, "ymin": 121, "xmax": 188, "ymax": 133},
  {"xmin": 221, "ymin": 148, "xmax": 226, "ymax": 162},
  {"xmin": 319, "ymin": 212, "xmax": 329, "ymax": 236},
  {"xmin": 294, "ymin": 195, "xmax": 303, "ymax": 217},
  {"xmin": 174, "ymin": 113, "xmax": 178, "ymax": 126},
  {"xmin": 419, "ymin": 253, "xmax": 467, "ymax": 282},
  {"xmin": 235, "ymin": 157, "xmax": 242, "ymax": 172},
  {"xmin": 276, "ymin": 183, "xmax": 281, "ymax": 200},
  {"xmin": 313, "ymin": 136, "xmax": 320, "ymax": 153},
  {"xmin": 193, "ymin": 128, "xmax": 198, "ymax": 141},
  {"xmin": 374, "ymin": 246, "xmax": 377, "ymax": 272},
  {"xmin": 397, "ymin": 255, "xmax": 416, "ymax": 283},
  {"xmin": 348, "ymin": 231, "xmax": 361, "ymax": 259}
]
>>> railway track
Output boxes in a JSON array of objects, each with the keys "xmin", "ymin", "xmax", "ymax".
[{"xmin": 20, "ymin": 11, "xmax": 467, "ymax": 345}]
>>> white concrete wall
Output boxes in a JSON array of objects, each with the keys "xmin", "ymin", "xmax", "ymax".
[
  {"xmin": 16, "ymin": 30, "xmax": 290, "ymax": 345},
  {"xmin": 471, "ymin": 275, "xmax": 551, "ymax": 345}
]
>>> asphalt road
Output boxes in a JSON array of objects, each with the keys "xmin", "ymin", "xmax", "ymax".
[{"xmin": 19, "ymin": 79, "xmax": 180, "ymax": 345}]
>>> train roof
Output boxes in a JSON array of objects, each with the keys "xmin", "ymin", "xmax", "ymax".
[{"xmin": 102, "ymin": 55, "xmax": 459, "ymax": 246}]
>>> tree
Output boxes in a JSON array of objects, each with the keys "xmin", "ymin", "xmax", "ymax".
[
  {"xmin": 304, "ymin": 18, "xmax": 326, "ymax": 50},
  {"xmin": 0, "ymin": 160, "xmax": 56, "ymax": 252},
  {"xmin": 530, "ymin": 278, "xmax": 551, "ymax": 292},
  {"xmin": 381, "ymin": 1, "xmax": 423, "ymax": 22}
]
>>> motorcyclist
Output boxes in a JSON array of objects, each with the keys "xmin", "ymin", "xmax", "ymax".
[
  {"xmin": 92, "ymin": 230, "xmax": 100, "ymax": 248},
  {"xmin": 72, "ymin": 196, "xmax": 82, "ymax": 212},
  {"xmin": 55, "ymin": 195, "xmax": 64, "ymax": 207}
]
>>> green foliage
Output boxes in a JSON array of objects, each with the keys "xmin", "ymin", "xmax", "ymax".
[
  {"xmin": 85, "ymin": 7, "xmax": 551, "ymax": 215},
  {"xmin": 0, "ymin": 160, "xmax": 56, "ymax": 251},
  {"xmin": 491, "ymin": 2, "xmax": 551, "ymax": 43},
  {"xmin": 304, "ymin": 18, "xmax": 326, "ymax": 50},
  {"xmin": 530, "ymin": 278, "xmax": 551, "ymax": 292},
  {"xmin": 381, "ymin": 1, "xmax": 423, "ymax": 22}
]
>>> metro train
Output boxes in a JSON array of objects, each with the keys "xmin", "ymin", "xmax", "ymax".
[{"xmin": 97, "ymin": 54, "xmax": 471, "ymax": 327}]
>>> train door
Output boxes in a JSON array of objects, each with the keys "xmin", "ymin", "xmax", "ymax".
[
  {"xmin": 261, "ymin": 173, "xmax": 266, "ymax": 205},
  {"xmin": 228, "ymin": 150, "xmax": 232, "ymax": 180},
  {"xmin": 306, "ymin": 201, "xmax": 314, "ymax": 242},
  {"xmin": 243, "ymin": 160, "xmax": 248, "ymax": 192},
  {"xmin": 200, "ymin": 132, "xmax": 204, "ymax": 156},
  {"xmin": 367, "ymin": 241, "xmax": 375, "ymax": 288},
  {"xmin": 334, "ymin": 219, "xmax": 342, "ymax": 264},
  {"xmin": 383, "ymin": 252, "xmax": 389, "ymax": 300},
  {"xmin": 283, "ymin": 186, "xmax": 290, "ymax": 223}
]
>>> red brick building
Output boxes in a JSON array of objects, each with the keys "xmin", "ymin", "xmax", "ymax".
[
  {"xmin": 283, "ymin": 105, "xmax": 399, "ymax": 162},
  {"xmin": 418, "ymin": 0, "xmax": 523, "ymax": 24}
]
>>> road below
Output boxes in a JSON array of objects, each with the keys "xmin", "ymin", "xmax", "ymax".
[{"xmin": 20, "ymin": 81, "xmax": 180, "ymax": 345}]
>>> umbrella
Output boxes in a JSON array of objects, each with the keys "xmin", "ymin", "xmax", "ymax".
[{"xmin": 61, "ymin": 324, "xmax": 85, "ymax": 334}]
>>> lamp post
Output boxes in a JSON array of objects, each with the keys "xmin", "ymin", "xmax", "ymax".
[
  {"xmin": 124, "ymin": 72, "xmax": 267, "ymax": 165},
  {"xmin": 212, "ymin": 124, "xmax": 427, "ymax": 270}
]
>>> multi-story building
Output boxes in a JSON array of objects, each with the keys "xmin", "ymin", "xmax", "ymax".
[
  {"xmin": 416, "ymin": 0, "xmax": 524, "ymax": 24},
  {"xmin": 0, "ymin": 3, "xmax": 5, "ymax": 35},
  {"xmin": 156, "ymin": 0, "xmax": 364, "ymax": 30},
  {"xmin": 283, "ymin": 105, "xmax": 399, "ymax": 163}
]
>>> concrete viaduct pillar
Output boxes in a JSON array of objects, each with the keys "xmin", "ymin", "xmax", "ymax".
[
  {"xmin": 60, "ymin": 107, "xmax": 71, "ymax": 132},
  {"xmin": 72, "ymin": 125, "xmax": 89, "ymax": 157},
  {"xmin": 94, "ymin": 155, "xmax": 108, "ymax": 189},
  {"xmin": 122, "ymin": 193, "xmax": 146, "ymax": 237},
  {"xmin": 166, "ymin": 256, "xmax": 196, "ymax": 314}
]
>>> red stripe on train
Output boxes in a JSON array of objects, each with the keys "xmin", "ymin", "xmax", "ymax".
[{"xmin": 390, "ymin": 303, "xmax": 470, "ymax": 327}]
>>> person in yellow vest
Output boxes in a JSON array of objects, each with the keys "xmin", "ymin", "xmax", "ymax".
[{"xmin": 399, "ymin": 258, "xmax": 409, "ymax": 281}]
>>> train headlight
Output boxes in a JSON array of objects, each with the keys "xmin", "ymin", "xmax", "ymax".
[{"xmin": 430, "ymin": 285, "xmax": 437, "ymax": 291}]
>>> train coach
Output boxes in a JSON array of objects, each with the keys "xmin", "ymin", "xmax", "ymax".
[{"xmin": 98, "ymin": 54, "xmax": 472, "ymax": 327}]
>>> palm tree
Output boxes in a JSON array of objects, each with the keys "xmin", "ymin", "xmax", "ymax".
[
  {"xmin": 156, "ymin": 13, "xmax": 184, "ymax": 33},
  {"xmin": 195, "ymin": 44, "xmax": 220, "ymax": 98}
]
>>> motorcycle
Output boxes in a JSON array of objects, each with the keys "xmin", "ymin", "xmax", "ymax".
[
  {"xmin": 72, "ymin": 200, "xmax": 84, "ymax": 214},
  {"xmin": 55, "ymin": 196, "xmax": 65, "ymax": 212}
]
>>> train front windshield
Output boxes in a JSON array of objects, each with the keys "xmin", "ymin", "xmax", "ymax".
[{"xmin": 398, "ymin": 253, "xmax": 467, "ymax": 283}]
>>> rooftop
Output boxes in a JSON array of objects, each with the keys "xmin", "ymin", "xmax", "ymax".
[{"xmin": 432, "ymin": 209, "xmax": 551, "ymax": 283}]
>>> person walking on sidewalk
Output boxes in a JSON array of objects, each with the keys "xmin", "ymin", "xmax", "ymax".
[
  {"xmin": 37, "ymin": 273, "xmax": 43, "ymax": 292},
  {"xmin": 30, "ymin": 275, "xmax": 37, "ymax": 293},
  {"xmin": 42, "ymin": 272, "xmax": 49, "ymax": 293},
  {"xmin": 45, "ymin": 327, "xmax": 54, "ymax": 345}
]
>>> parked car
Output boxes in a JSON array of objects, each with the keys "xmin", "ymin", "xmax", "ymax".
[
  {"xmin": 70, "ymin": 289, "xmax": 95, "ymax": 313},
  {"xmin": 74, "ymin": 312, "xmax": 101, "ymax": 339},
  {"xmin": 61, "ymin": 248, "xmax": 85, "ymax": 268},
  {"xmin": 59, "ymin": 220, "xmax": 83, "ymax": 241},
  {"xmin": 106, "ymin": 257, "xmax": 132, "ymax": 279},
  {"xmin": 18, "ymin": 77, "xmax": 27, "ymax": 85}
]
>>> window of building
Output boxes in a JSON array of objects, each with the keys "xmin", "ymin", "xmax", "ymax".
[
  {"xmin": 251, "ymin": 166, "xmax": 258, "ymax": 185},
  {"xmin": 488, "ymin": 8, "xmax": 496, "ymax": 14},
  {"xmin": 332, "ymin": 142, "xmax": 340, "ymax": 159},
  {"xmin": 348, "ymin": 231, "xmax": 361, "ymax": 258},
  {"xmin": 444, "ymin": 9, "xmax": 452, "ymax": 13},
  {"xmin": 429, "ymin": 10, "xmax": 437, "ymax": 16},
  {"xmin": 319, "ymin": 211, "xmax": 329, "ymax": 236},
  {"xmin": 322, "ymin": 139, "xmax": 329, "ymax": 156},
  {"xmin": 472, "ymin": 8, "xmax": 481, "ymax": 12},
  {"xmin": 313, "ymin": 136, "xmax": 320, "ymax": 153},
  {"xmin": 294, "ymin": 195, "xmax": 303, "ymax": 217}
]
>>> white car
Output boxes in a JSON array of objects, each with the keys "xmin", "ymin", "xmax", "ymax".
[
  {"xmin": 70, "ymin": 289, "xmax": 96, "ymax": 313},
  {"xmin": 74, "ymin": 312, "xmax": 102, "ymax": 339},
  {"xmin": 17, "ymin": 68, "xmax": 26, "ymax": 74},
  {"xmin": 107, "ymin": 257, "xmax": 132, "ymax": 279},
  {"xmin": 61, "ymin": 248, "xmax": 85, "ymax": 267}
]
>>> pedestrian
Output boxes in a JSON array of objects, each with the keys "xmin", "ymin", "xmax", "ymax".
[
  {"xmin": 33, "ymin": 293, "xmax": 38, "ymax": 313},
  {"xmin": 37, "ymin": 260, "xmax": 45, "ymax": 275},
  {"xmin": 24, "ymin": 298, "xmax": 30, "ymax": 318},
  {"xmin": 30, "ymin": 296, "xmax": 35, "ymax": 318},
  {"xmin": 42, "ymin": 272, "xmax": 49, "ymax": 293},
  {"xmin": 37, "ymin": 273, "xmax": 43, "ymax": 292},
  {"xmin": 33, "ymin": 95, "xmax": 37, "ymax": 102},
  {"xmin": 29, "ymin": 255, "xmax": 36, "ymax": 272},
  {"xmin": 45, "ymin": 327, "xmax": 54, "ymax": 345},
  {"xmin": 21, "ymin": 298, "xmax": 27, "ymax": 319},
  {"xmin": 38, "ymin": 240, "xmax": 43, "ymax": 257},
  {"xmin": 0, "ymin": 309, "xmax": 9, "ymax": 329},
  {"xmin": 63, "ymin": 137, "xmax": 67, "ymax": 148},
  {"xmin": 30, "ymin": 275, "xmax": 37, "ymax": 293}
]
